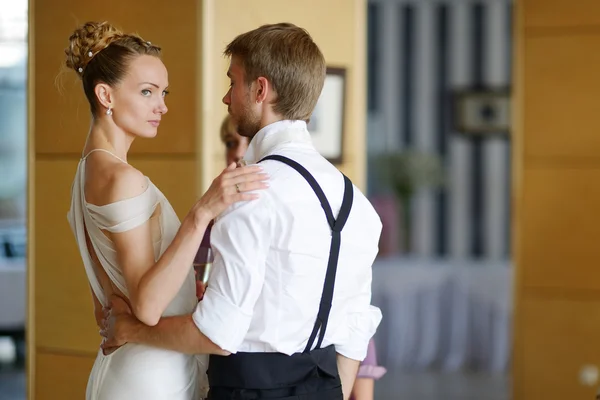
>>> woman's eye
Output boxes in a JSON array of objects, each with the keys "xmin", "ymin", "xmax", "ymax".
[{"xmin": 141, "ymin": 89, "xmax": 152, "ymax": 96}]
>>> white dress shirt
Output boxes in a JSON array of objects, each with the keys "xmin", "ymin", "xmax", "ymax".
[{"xmin": 193, "ymin": 120, "xmax": 382, "ymax": 361}]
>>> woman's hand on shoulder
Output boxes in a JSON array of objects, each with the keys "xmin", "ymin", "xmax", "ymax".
[{"xmin": 193, "ymin": 162, "xmax": 269, "ymax": 222}]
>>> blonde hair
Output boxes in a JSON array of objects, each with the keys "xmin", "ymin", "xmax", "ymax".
[
  {"xmin": 219, "ymin": 115, "xmax": 236, "ymax": 142},
  {"xmin": 64, "ymin": 21, "xmax": 161, "ymax": 116},
  {"xmin": 224, "ymin": 23, "xmax": 326, "ymax": 121}
]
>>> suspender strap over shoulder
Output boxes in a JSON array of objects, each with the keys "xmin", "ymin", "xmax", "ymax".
[{"xmin": 259, "ymin": 155, "xmax": 354, "ymax": 352}]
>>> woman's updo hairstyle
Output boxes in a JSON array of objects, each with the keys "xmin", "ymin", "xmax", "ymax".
[{"xmin": 64, "ymin": 21, "xmax": 161, "ymax": 115}]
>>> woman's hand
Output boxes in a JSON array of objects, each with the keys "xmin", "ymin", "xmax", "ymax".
[{"xmin": 193, "ymin": 163, "xmax": 269, "ymax": 222}]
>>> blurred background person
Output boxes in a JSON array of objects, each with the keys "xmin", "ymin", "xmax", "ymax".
[{"xmin": 220, "ymin": 115, "xmax": 249, "ymax": 166}]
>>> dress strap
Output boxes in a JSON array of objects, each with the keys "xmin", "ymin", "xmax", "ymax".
[{"xmin": 82, "ymin": 148, "xmax": 128, "ymax": 164}]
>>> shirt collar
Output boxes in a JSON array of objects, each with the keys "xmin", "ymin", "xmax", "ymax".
[{"xmin": 242, "ymin": 120, "xmax": 312, "ymax": 164}]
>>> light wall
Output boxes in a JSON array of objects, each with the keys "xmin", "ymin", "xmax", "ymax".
[
  {"xmin": 513, "ymin": 0, "xmax": 600, "ymax": 398},
  {"xmin": 27, "ymin": 0, "xmax": 367, "ymax": 398}
]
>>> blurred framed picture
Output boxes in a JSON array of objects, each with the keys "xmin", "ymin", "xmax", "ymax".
[
  {"xmin": 307, "ymin": 67, "xmax": 346, "ymax": 164},
  {"xmin": 453, "ymin": 88, "xmax": 511, "ymax": 136}
]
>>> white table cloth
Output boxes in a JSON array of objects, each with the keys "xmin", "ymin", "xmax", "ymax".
[{"xmin": 371, "ymin": 257, "xmax": 512, "ymax": 373}]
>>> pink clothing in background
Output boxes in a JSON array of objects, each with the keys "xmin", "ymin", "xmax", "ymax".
[
  {"xmin": 357, "ymin": 338, "xmax": 386, "ymax": 379},
  {"xmin": 349, "ymin": 339, "xmax": 386, "ymax": 400}
]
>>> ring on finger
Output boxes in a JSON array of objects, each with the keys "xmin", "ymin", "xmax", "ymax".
[{"xmin": 235, "ymin": 183, "xmax": 241, "ymax": 193}]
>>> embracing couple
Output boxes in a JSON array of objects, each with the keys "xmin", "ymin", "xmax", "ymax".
[{"xmin": 66, "ymin": 20, "xmax": 382, "ymax": 400}]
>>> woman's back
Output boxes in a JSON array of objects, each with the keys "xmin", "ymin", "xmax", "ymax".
[{"xmin": 67, "ymin": 149, "xmax": 206, "ymax": 400}]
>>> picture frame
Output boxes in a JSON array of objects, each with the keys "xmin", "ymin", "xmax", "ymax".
[
  {"xmin": 307, "ymin": 67, "xmax": 346, "ymax": 164},
  {"xmin": 452, "ymin": 88, "xmax": 511, "ymax": 136}
]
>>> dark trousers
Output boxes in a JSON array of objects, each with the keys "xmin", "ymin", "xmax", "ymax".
[
  {"xmin": 207, "ymin": 346, "xmax": 343, "ymax": 400},
  {"xmin": 207, "ymin": 378, "xmax": 342, "ymax": 399}
]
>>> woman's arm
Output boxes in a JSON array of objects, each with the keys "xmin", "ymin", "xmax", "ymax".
[
  {"xmin": 111, "ymin": 207, "xmax": 209, "ymax": 326},
  {"xmin": 350, "ymin": 378, "xmax": 374, "ymax": 400},
  {"xmin": 107, "ymin": 163, "xmax": 267, "ymax": 326}
]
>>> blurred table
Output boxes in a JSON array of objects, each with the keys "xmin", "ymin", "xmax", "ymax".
[{"xmin": 371, "ymin": 256, "xmax": 512, "ymax": 373}]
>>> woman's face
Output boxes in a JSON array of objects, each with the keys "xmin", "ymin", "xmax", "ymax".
[
  {"xmin": 223, "ymin": 128, "xmax": 249, "ymax": 166},
  {"xmin": 106, "ymin": 55, "xmax": 169, "ymax": 138}
]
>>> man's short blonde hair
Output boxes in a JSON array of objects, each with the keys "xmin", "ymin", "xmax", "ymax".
[{"xmin": 224, "ymin": 23, "xmax": 326, "ymax": 121}]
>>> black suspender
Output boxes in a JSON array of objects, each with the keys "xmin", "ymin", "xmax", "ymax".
[{"xmin": 259, "ymin": 155, "xmax": 354, "ymax": 352}]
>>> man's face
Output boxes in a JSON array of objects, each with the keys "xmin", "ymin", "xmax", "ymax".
[{"xmin": 222, "ymin": 56, "xmax": 261, "ymax": 138}]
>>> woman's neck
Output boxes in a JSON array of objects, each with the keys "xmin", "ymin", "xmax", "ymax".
[{"xmin": 83, "ymin": 117, "xmax": 134, "ymax": 161}]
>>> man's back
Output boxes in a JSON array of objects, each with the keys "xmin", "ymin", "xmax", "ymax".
[{"xmin": 194, "ymin": 121, "xmax": 382, "ymax": 362}]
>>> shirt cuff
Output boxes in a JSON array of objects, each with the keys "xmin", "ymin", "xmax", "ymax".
[
  {"xmin": 335, "ymin": 305, "xmax": 382, "ymax": 361},
  {"xmin": 192, "ymin": 286, "xmax": 253, "ymax": 353}
]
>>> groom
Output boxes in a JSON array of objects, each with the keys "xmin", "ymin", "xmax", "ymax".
[{"xmin": 102, "ymin": 23, "xmax": 382, "ymax": 400}]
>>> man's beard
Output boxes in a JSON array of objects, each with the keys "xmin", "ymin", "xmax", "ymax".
[{"xmin": 235, "ymin": 107, "xmax": 261, "ymax": 139}]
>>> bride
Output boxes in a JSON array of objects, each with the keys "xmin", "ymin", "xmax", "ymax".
[{"xmin": 64, "ymin": 21, "xmax": 268, "ymax": 400}]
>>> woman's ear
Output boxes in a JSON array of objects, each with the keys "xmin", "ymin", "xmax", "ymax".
[{"xmin": 94, "ymin": 83, "xmax": 113, "ymax": 110}]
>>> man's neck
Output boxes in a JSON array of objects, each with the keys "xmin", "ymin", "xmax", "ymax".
[
  {"xmin": 256, "ymin": 110, "xmax": 284, "ymax": 136},
  {"xmin": 243, "ymin": 120, "xmax": 310, "ymax": 164}
]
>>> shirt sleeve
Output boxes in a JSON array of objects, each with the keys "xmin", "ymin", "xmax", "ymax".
[
  {"xmin": 192, "ymin": 194, "xmax": 274, "ymax": 353},
  {"xmin": 336, "ymin": 303, "xmax": 382, "ymax": 361},
  {"xmin": 335, "ymin": 215, "xmax": 383, "ymax": 361}
]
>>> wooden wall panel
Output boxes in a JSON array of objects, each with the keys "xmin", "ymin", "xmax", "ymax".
[
  {"xmin": 524, "ymin": 34, "xmax": 600, "ymax": 159},
  {"xmin": 34, "ymin": 0, "xmax": 197, "ymax": 155},
  {"xmin": 31, "ymin": 2, "xmax": 200, "ymax": 395},
  {"xmin": 524, "ymin": 0, "xmax": 600, "ymax": 28},
  {"xmin": 514, "ymin": 1, "xmax": 600, "ymax": 398},
  {"xmin": 518, "ymin": 295, "xmax": 600, "ymax": 399},
  {"xmin": 35, "ymin": 351, "xmax": 96, "ymax": 400},
  {"xmin": 521, "ymin": 167, "xmax": 600, "ymax": 290}
]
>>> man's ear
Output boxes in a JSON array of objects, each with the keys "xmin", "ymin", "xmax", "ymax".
[{"xmin": 255, "ymin": 76, "xmax": 270, "ymax": 104}]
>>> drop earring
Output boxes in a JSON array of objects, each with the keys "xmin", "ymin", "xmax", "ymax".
[{"xmin": 106, "ymin": 107, "xmax": 113, "ymax": 116}]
